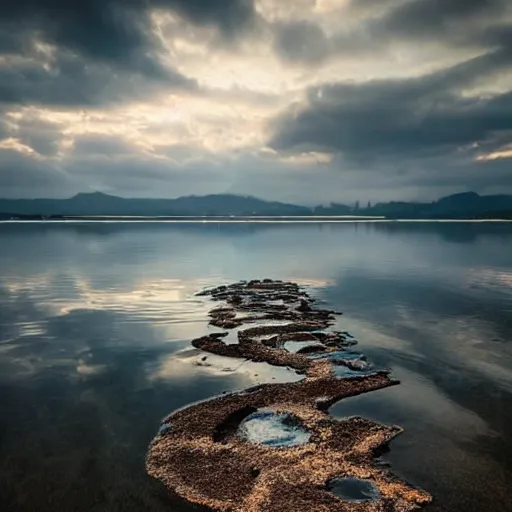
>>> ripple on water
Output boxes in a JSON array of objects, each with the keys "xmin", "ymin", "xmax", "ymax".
[
  {"xmin": 327, "ymin": 477, "xmax": 380, "ymax": 502},
  {"xmin": 237, "ymin": 409, "xmax": 311, "ymax": 447}
]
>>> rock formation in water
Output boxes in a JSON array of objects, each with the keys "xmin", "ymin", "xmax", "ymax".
[{"xmin": 146, "ymin": 279, "xmax": 432, "ymax": 511}]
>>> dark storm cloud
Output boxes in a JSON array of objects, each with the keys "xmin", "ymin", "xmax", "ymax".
[
  {"xmin": 0, "ymin": 0, "xmax": 257, "ymax": 107},
  {"xmin": 64, "ymin": 153, "xmax": 231, "ymax": 198},
  {"xmin": 0, "ymin": 149, "xmax": 71, "ymax": 192},
  {"xmin": 0, "ymin": 51, "xmax": 195, "ymax": 108},
  {"xmin": 0, "ymin": 114, "xmax": 7, "ymax": 141},
  {"xmin": 163, "ymin": 0, "xmax": 257, "ymax": 37},
  {"xmin": 362, "ymin": 0, "xmax": 512, "ymax": 67},
  {"xmin": 0, "ymin": 26, "xmax": 31, "ymax": 56},
  {"xmin": 71, "ymin": 134, "xmax": 136, "ymax": 157},
  {"xmin": 8, "ymin": 112, "xmax": 64, "ymax": 157},
  {"xmin": 346, "ymin": 0, "xmax": 509, "ymax": 46},
  {"xmin": 478, "ymin": 23, "xmax": 512, "ymax": 50},
  {"xmin": 273, "ymin": 21, "xmax": 329, "ymax": 64},
  {"xmin": 0, "ymin": 4, "xmax": 161, "ymax": 79},
  {"xmin": 378, "ymin": 0, "xmax": 506, "ymax": 38},
  {"xmin": 414, "ymin": 158, "xmax": 512, "ymax": 190},
  {"xmin": 270, "ymin": 48, "xmax": 512, "ymax": 161},
  {"xmin": 0, "ymin": 134, "xmax": 225, "ymax": 199},
  {"xmin": 272, "ymin": 0, "xmax": 511, "ymax": 66},
  {"xmin": 0, "ymin": 0, "xmax": 256, "ymax": 63}
]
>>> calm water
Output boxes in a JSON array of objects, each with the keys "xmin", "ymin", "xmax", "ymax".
[{"xmin": 0, "ymin": 222, "xmax": 511, "ymax": 512}]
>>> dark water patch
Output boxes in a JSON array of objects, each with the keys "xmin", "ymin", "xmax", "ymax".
[
  {"xmin": 327, "ymin": 477, "xmax": 380, "ymax": 502},
  {"xmin": 328, "ymin": 370, "xmax": 512, "ymax": 512}
]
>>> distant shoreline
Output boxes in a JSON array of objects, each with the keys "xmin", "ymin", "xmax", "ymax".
[
  {"xmin": 1, "ymin": 217, "xmax": 512, "ymax": 223},
  {"xmin": 1, "ymin": 191, "xmax": 511, "ymax": 221}
]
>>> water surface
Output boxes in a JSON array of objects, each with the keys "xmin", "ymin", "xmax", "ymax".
[{"xmin": 0, "ymin": 221, "xmax": 511, "ymax": 511}]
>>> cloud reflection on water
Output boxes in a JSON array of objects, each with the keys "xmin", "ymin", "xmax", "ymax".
[{"xmin": 0, "ymin": 222, "xmax": 511, "ymax": 512}]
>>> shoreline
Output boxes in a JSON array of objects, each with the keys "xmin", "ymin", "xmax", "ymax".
[{"xmin": 1, "ymin": 217, "xmax": 512, "ymax": 223}]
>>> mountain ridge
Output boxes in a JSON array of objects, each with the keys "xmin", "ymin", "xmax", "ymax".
[
  {"xmin": 0, "ymin": 192, "xmax": 312, "ymax": 217},
  {"xmin": 0, "ymin": 191, "xmax": 511, "ymax": 219}
]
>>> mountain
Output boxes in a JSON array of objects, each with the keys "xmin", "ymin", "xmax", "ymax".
[
  {"xmin": 0, "ymin": 191, "xmax": 511, "ymax": 219},
  {"xmin": 0, "ymin": 192, "xmax": 312, "ymax": 217},
  {"xmin": 432, "ymin": 192, "xmax": 512, "ymax": 217},
  {"xmin": 365, "ymin": 192, "xmax": 512, "ymax": 219}
]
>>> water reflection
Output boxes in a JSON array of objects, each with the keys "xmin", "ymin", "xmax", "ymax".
[
  {"xmin": 0, "ymin": 222, "xmax": 511, "ymax": 511},
  {"xmin": 237, "ymin": 409, "xmax": 312, "ymax": 447},
  {"xmin": 327, "ymin": 477, "xmax": 380, "ymax": 503}
]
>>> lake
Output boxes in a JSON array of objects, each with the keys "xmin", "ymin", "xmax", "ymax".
[{"xmin": 0, "ymin": 221, "xmax": 511, "ymax": 512}]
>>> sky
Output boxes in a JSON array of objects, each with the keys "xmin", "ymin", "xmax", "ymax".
[{"xmin": 0, "ymin": 0, "xmax": 511, "ymax": 205}]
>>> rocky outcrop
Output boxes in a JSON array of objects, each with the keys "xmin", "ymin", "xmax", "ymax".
[{"xmin": 146, "ymin": 280, "xmax": 432, "ymax": 511}]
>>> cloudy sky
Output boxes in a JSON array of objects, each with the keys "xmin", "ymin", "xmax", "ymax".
[{"xmin": 0, "ymin": 0, "xmax": 511, "ymax": 204}]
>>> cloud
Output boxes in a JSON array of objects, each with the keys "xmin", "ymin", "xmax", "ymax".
[
  {"xmin": 273, "ymin": 21, "xmax": 329, "ymax": 64},
  {"xmin": 71, "ymin": 133, "xmax": 137, "ymax": 157},
  {"xmin": 377, "ymin": 0, "xmax": 507, "ymax": 39},
  {"xmin": 0, "ymin": 114, "xmax": 7, "ymax": 141},
  {"xmin": 61, "ymin": 132, "xmax": 232, "ymax": 197},
  {"xmin": 0, "ymin": 1, "xmax": 262, "ymax": 108},
  {"xmin": 0, "ymin": 0, "xmax": 251, "ymax": 108},
  {"xmin": 7, "ymin": 111, "xmax": 64, "ymax": 156},
  {"xmin": 65, "ymin": 156, "xmax": 230, "ymax": 199},
  {"xmin": 270, "ymin": 0, "xmax": 512, "ymax": 66},
  {"xmin": 343, "ymin": 0, "xmax": 511, "ymax": 52},
  {"xmin": 269, "ymin": 48, "xmax": 512, "ymax": 162},
  {"xmin": 0, "ymin": 3, "xmax": 158, "ymax": 78},
  {"xmin": 163, "ymin": 0, "xmax": 257, "ymax": 37},
  {"xmin": 0, "ymin": 148, "xmax": 76, "ymax": 198},
  {"xmin": 0, "ymin": 0, "xmax": 257, "ymax": 66},
  {"xmin": 0, "ymin": 0, "xmax": 511, "ymax": 204},
  {"xmin": 0, "ymin": 49, "xmax": 196, "ymax": 109}
]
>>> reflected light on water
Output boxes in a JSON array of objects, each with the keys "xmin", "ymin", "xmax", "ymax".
[{"xmin": 0, "ymin": 222, "xmax": 512, "ymax": 512}]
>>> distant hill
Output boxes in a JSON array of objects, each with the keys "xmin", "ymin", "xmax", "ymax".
[
  {"xmin": 366, "ymin": 192, "xmax": 512, "ymax": 219},
  {"xmin": 0, "ymin": 192, "xmax": 312, "ymax": 217},
  {"xmin": 0, "ymin": 191, "xmax": 511, "ymax": 219}
]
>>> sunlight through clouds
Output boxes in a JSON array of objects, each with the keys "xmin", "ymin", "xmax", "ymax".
[{"xmin": 0, "ymin": 0, "xmax": 511, "ymax": 201}]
